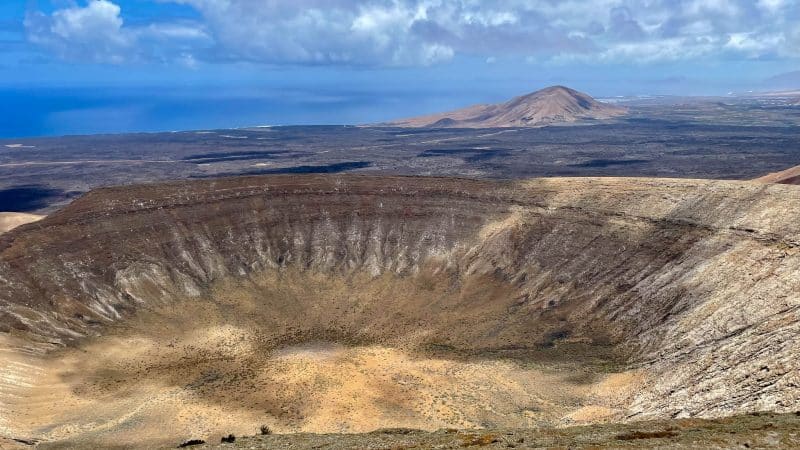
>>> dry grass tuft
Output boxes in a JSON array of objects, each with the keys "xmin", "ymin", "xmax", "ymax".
[
  {"xmin": 460, "ymin": 433, "xmax": 500, "ymax": 446},
  {"xmin": 616, "ymin": 430, "xmax": 679, "ymax": 440}
]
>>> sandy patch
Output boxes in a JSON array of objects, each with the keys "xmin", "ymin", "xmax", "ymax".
[
  {"xmin": 2, "ymin": 317, "xmax": 633, "ymax": 447},
  {"xmin": 0, "ymin": 212, "xmax": 44, "ymax": 234},
  {"xmin": 564, "ymin": 370, "xmax": 647, "ymax": 424},
  {"xmin": 565, "ymin": 405, "xmax": 621, "ymax": 422},
  {"xmin": 0, "ymin": 271, "xmax": 637, "ymax": 448},
  {"xmin": 12, "ymin": 341, "xmax": 615, "ymax": 446}
]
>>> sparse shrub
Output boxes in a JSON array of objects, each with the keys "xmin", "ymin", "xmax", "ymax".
[
  {"xmin": 460, "ymin": 433, "xmax": 500, "ymax": 447},
  {"xmin": 220, "ymin": 434, "xmax": 236, "ymax": 443},
  {"xmin": 260, "ymin": 424, "xmax": 272, "ymax": 435},
  {"xmin": 375, "ymin": 428, "xmax": 419, "ymax": 435},
  {"xmin": 177, "ymin": 439, "xmax": 205, "ymax": 448},
  {"xmin": 616, "ymin": 430, "xmax": 678, "ymax": 440}
]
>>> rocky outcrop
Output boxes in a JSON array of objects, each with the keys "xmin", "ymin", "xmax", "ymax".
[{"xmin": 0, "ymin": 175, "xmax": 798, "ymax": 437}]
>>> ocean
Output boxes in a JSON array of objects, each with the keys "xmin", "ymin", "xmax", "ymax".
[{"xmin": 0, "ymin": 85, "xmax": 417, "ymax": 138}]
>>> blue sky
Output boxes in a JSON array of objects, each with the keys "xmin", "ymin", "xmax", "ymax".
[{"xmin": 2, "ymin": 1, "xmax": 800, "ymax": 137}]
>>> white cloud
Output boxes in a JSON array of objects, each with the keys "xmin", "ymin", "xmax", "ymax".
[
  {"xmin": 685, "ymin": 0, "xmax": 741, "ymax": 17},
  {"xmin": 50, "ymin": 0, "xmax": 124, "ymax": 41},
  {"xmin": 757, "ymin": 0, "xmax": 787, "ymax": 12},
  {"xmin": 680, "ymin": 20, "xmax": 714, "ymax": 36},
  {"xmin": 420, "ymin": 43, "xmax": 454, "ymax": 64},
  {"xmin": 725, "ymin": 32, "xmax": 786, "ymax": 57},
  {"xmin": 462, "ymin": 10, "xmax": 518, "ymax": 27},
  {"xmin": 25, "ymin": 0, "xmax": 210, "ymax": 64},
  {"xmin": 600, "ymin": 37, "xmax": 719, "ymax": 63},
  {"xmin": 25, "ymin": 0, "xmax": 132, "ymax": 63},
  {"xmin": 24, "ymin": 0, "xmax": 800, "ymax": 66}
]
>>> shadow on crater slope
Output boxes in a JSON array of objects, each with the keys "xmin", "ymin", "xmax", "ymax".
[{"xmin": 0, "ymin": 185, "xmax": 67, "ymax": 212}]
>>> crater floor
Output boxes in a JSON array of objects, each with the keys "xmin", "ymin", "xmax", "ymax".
[{"xmin": 4, "ymin": 281, "xmax": 635, "ymax": 447}]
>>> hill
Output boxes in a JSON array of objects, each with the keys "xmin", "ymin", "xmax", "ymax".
[
  {"xmin": 754, "ymin": 164, "xmax": 800, "ymax": 184},
  {"xmin": 386, "ymin": 86, "xmax": 627, "ymax": 128}
]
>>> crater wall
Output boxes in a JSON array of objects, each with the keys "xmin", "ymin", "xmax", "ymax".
[{"xmin": 0, "ymin": 175, "xmax": 798, "ymax": 444}]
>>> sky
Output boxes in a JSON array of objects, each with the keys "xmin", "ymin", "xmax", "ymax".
[{"xmin": 2, "ymin": 0, "xmax": 800, "ymax": 137}]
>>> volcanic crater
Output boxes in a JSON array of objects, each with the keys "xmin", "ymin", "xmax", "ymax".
[{"xmin": 0, "ymin": 174, "xmax": 798, "ymax": 448}]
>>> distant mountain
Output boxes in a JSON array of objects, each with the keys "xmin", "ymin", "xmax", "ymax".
[
  {"xmin": 763, "ymin": 71, "xmax": 800, "ymax": 90},
  {"xmin": 755, "ymin": 164, "xmax": 800, "ymax": 185},
  {"xmin": 385, "ymin": 86, "xmax": 627, "ymax": 128}
]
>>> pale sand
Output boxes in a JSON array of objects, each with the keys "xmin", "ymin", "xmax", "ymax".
[
  {"xmin": 0, "ymin": 295, "xmax": 640, "ymax": 447},
  {"xmin": 0, "ymin": 212, "xmax": 44, "ymax": 234}
]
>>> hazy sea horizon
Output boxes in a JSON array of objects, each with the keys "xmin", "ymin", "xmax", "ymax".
[{"xmin": 0, "ymin": 85, "xmax": 438, "ymax": 139}]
